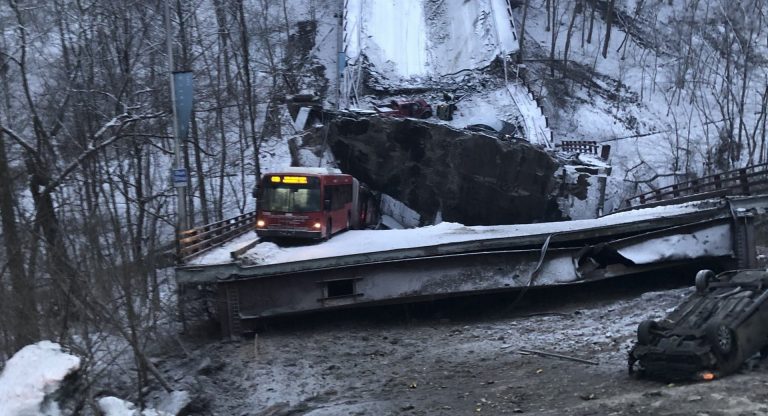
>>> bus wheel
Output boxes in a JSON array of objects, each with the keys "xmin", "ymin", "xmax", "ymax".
[{"xmin": 325, "ymin": 219, "xmax": 332, "ymax": 240}]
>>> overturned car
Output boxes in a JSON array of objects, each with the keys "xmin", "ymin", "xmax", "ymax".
[{"xmin": 629, "ymin": 269, "xmax": 768, "ymax": 381}]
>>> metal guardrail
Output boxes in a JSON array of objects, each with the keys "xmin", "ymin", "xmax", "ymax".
[
  {"xmin": 177, "ymin": 211, "xmax": 257, "ymax": 262},
  {"xmin": 558, "ymin": 140, "xmax": 611, "ymax": 159},
  {"xmin": 559, "ymin": 140, "xmax": 598, "ymax": 154},
  {"xmin": 624, "ymin": 163, "xmax": 768, "ymax": 210}
]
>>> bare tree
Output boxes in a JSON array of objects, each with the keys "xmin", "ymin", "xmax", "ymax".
[
  {"xmin": 562, "ymin": 1, "xmax": 580, "ymax": 77},
  {"xmin": 0, "ymin": 130, "xmax": 39, "ymax": 352},
  {"xmin": 602, "ymin": 0, "xmax": 616, "ymax": 58},
  {"xmin": 517, "ymin": 0, "xmax": 531, "ymax": 64}
]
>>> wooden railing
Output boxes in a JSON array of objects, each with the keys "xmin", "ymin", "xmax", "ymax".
[
  {"xmin": 177, "ymin": 211, "xmax": 257, "ymax": 262},
  {"xmin": 623, "ymin": 163, "xmax": 768, "ymax": 210}
]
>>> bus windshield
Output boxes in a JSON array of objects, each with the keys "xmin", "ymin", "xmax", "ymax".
[{"xmin": 260, "ymin": 185, "xmax": 321, "ymax": 212}]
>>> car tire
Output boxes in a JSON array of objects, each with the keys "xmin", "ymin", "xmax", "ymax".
[
  {"xmin": 706, "ymin": 322, "xmax": 744, "ymax": 374},
  {"xmin": 706, "ymin": 323, "xmax": 736, "ymax": 356},
  {"xmin": 695, "ymin": 269, "xmax": 716, "ymax": 294},
  {"xmin": 637, "ymin": 320, "xmax": 658, "ymax": 345},
  {"xmin": 421, "ymin": 111, "xmax": 433, "ymax": 119}
]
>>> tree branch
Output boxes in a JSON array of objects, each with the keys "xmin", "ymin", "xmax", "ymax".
[
  {"xmin": 43, "ymin": 112, "xmax": 165, "ymax": 194},
  {"xmin": 0, "ymin": 123, "xmax": 37, "ymax": 155}
]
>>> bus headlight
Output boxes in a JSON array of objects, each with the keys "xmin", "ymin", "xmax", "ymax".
[
  {"xmin": 256, "ymin": 220, "xmax": 265, "ymax": 227},
  {"xmin": 313, "ymin": 222, "xmax": 322, "ymax": 229}
]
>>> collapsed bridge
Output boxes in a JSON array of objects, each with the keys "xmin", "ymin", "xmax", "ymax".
[{"xmin": 176, "ymin": 194, "xmax": 768, "ymax": 338}]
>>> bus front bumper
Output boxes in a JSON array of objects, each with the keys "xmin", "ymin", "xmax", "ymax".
[{"xmin": 256, "ymin": 228, "xmax": 323, "ymax": 239}]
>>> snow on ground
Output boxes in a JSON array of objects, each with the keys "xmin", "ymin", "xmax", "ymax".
[
  {"xmin": 97, "ymin": 391, "xmax": 190, "ymax": 416},
  {"xmin": 445, "ymin": 86, "xmax": 523, "ymax": 133},
  {"xmin": 0, "ymin": 341, "xmax": 80, "ymax": 416},
  {"xmin": 98, "ymin": 397, "xmax": 167, "ymax": 416},
  {"xmin": 196, "ymin": 201, "xmax": 711, "ymax": 267},
  {"xmin": 185, "ymin": 284, "xmax": 751, "ymax": 415},
  {"xmin": 363, "ymin": 0, "xmax": 427, "ymax": 77},
  {"xmin": 347, "ymin": 0, "xmax": 518, "ymax": 86},
  {"xmin": 505, "ymin": 83, "xmax": 553, "ymax": 148},
  {"xmin": 187, "ymin": 231, "xmax": 259, "ymax": 265}
]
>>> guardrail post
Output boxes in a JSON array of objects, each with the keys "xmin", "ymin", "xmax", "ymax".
[
  {"xmin": 691, "ymin": 179, "xmax": 700, "ymax": 193},
  {"xmin": 672, "ymin": 184, "xmax": 679, "ymax": 197},
  {"xmin": 653, "ymin": 189, "xmax": 662, "ymax": 201},
  {"xmin": 714, "ymin": 174, "xmax": 722, "ymax": 189},
  {"xmin": 740, "ymin": 169, "xmax": 749, "ymax": 194},
  {"xmin": 600, "ymin": 145, "xmax": 611, "ymax": 160}
]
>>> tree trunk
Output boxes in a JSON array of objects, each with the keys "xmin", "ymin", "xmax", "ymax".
[
  {"xmin": 587, "ymin": 0, "xmax": 596, "ymax": 44},
  {"xmin": 237, "ymin": 0, "xmax": 262, "ymax": 183},
  {"xmin": 0, "ymin": 131, "xmax": 40, "ymax": 351},
  {"xmin": 191, "ymin": 114, "xmax": 210, "ymax": 225},
  {"xmin": 563, "ymin": 1, "xmax": 579, "ymax": 77},
  {"xmin": 549, "ymin": 0, "xmax": 558, "ymax": 77},
  {"xmin": 602, "ymin": 0, "xmax": 615, "ymax": 59},
  {"xmin": 517, "ymin": 0, "xmax": 530, "ymax": 64}
]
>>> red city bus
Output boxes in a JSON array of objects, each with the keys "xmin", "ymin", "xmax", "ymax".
[{"xmin": 255, "ymin": 167, "xmax": 376, "ymax": 240}]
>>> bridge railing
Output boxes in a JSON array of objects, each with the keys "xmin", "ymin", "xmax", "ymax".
[
  {"xmin": 177, "ymin": 211, "xmax": 257, "ymax": 262},
  {"xmin": 623, "ymin": 163, "xmax": 768, "ymax": 210},
  {"xmin": 558, "ymin": 140, "xmax": 611, "ymax": 159}
]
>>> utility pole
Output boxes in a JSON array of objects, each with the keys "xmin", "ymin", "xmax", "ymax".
[
  {"xmin": 337, "ymin": 0, "xmax": 344, "ymax": 109},
  {"xmin": 165, "ymin": 0, "xmax": 188, "ymax": 234}
]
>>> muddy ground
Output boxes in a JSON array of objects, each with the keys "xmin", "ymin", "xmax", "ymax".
[{"xmin": 163, "ymin": 274, "xmax": 768, "ymax": 416}]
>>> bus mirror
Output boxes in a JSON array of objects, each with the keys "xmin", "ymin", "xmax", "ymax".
[{"xmin": 323, "ymin": 199, "xmax": 331, "ymax": 210}]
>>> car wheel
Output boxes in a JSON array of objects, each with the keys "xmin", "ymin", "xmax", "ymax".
[
  {"xmin": 695, "ymin": 269, "xmax": 716, "ymax": 294},
  {"xmin": 706, "ymin": 323, "xmax": 743, "ymax": 374},
  {"xmin": 637, "ymin": 320, "xmax": 658, "ymax": 345},
  {"xmin": 706, "ymin": 323, "xmax": 735, "ymax": 355},
  {"xmin": 422, "ymin": 110, "xmax": 433, "ymax": 119}
]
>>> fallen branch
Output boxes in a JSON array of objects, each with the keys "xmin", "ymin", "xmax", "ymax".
[{"xmin": 518, "ymin": 348, "xmax": 599, "ymax": 365}]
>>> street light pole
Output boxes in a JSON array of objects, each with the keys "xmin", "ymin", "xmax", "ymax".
[
  {"xmin": 165, "ymin": 0, "xmax": 188, "ymax": 233},
  {"xmin": 337, "ymin": 0, "xmax": 344, "ymax": 109}
]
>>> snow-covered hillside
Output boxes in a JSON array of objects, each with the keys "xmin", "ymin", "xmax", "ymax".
[
  {"xmin": 518, "ymin": 0, "xmax": 768, "ymax": 205},
  {"xmin": 318, "ymin": 0, "xmax": 768, "ymax": 211},
  {"xmin": 345, "ymin": 0, "xmax": 519, "ymax": 83}
]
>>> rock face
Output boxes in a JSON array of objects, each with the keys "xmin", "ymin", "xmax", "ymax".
[{"xmin": 324, "ymin": 116, "xmax": 560, "ymax": 226}]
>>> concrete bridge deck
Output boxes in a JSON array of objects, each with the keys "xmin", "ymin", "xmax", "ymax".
[{"xmin": 176, "ymin": 196, "xmax": 768, "ymax": 337}]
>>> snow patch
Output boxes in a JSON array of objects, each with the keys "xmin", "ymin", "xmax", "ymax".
[
  {"xmin": 97, "ymin": 391, "xmax": 189, "ymax": 416},
  {"xmin": 0, "ymin": 341, "xmax": 81, "ymax": 416}
]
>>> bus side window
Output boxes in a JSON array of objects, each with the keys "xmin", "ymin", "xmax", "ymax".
[
  {"xmin": 333, "ymin": 185, "xmax": 351, "ymax": 209},
  {"xmin": 323, "ymin": 186, "xmax": 331, "ymax": 211},
  {"xmin": 324, "ymin": 185, "xmax": 353, "ymax": 210},
  {"xmin": 331, "ymin": 186, "xmax": 338, "ymax": 210}
]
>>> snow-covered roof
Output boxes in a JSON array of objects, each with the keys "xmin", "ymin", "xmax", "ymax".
[{"xmin": 274, "ymin": 167, "xmax": 342, "ymax": 175}]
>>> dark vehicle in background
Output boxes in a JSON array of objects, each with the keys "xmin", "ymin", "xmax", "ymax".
[
  {"xmin": 629, "ymin": 269, "xmax": 768, "ymax": 381},
  {"xmin": 465, "ymin": 124, "xmax": 497, "ymax": 135},
  {"xmin": 375, "ymin": 99, "xmax": 433, "ymax": 119}
]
